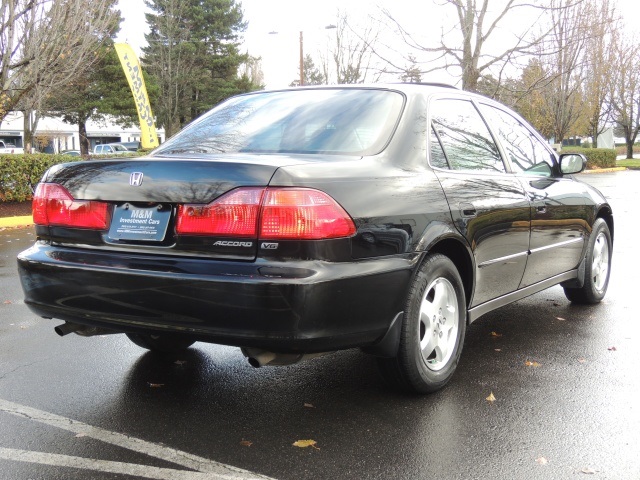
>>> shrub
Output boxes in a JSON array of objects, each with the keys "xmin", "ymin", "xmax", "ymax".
[
  {"xmin": 0, "ymin": 153, "xmax": 82, "ymax": 202},
  {"xmin": 615, "ymin": 144, "xmax": 640, "ymax": 156},
  {"xmin": 560, "ymin": 147, "xmax": 616, "ymax": 169},
  {"xmin": 1, "ymin": 151, "xmax": 147, "ymax": 203}
]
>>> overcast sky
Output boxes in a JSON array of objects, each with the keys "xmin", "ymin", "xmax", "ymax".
[{"xmin": 116, "ymin": 0, "xmax": 640, "ymax": 89}]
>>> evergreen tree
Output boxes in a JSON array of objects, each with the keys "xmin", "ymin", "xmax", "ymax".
[
  {"xmin": 289, "ymin": 54, "xmax": 326, "ymax": 87},
  {"xmin": 143, "ymin": 0, "xmax": 261, "ymax": 138},
  {"xmin": 399, "ymin": 56, "xmax": 421, "ymax": 84},
  {"xmin": 50, "ymin": 44, "xmax": 156, "ymax": 155}
]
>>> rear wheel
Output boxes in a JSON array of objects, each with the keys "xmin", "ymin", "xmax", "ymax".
[
  {"xmin": 378, "ymin": 253, "xmax": 466, "ymax": 394},
  {"xmin": 126, "ymin": 333, "xmax": 195, "ymax": 353},
  {"xmin": 564, "ymin": 218, "xmax": 612, "ymax": 304}
]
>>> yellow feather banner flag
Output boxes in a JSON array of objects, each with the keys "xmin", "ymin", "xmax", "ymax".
[{"xmin": 114, "ymin": 43, "xmax": 159, "ymax": 149}]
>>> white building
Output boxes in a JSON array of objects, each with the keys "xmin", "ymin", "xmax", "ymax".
[{"xmin": 0, "ymin": 112, "xmax": 165, "ymax": 152}]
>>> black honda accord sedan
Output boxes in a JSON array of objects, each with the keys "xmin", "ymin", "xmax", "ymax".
[{"xmin": 18, "ymin": 84, "xmax": 613, "ymax": 393}]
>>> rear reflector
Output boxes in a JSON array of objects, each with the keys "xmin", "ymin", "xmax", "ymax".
[
  {"xmin": 177, "ymin": 187, "xmax": 356, "ymax": 240},
  {"xmin": 33, "ymin": 183, "xmax": 109, "ymax": 229}
]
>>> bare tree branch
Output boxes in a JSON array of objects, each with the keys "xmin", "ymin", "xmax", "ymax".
[{"xmin": 1, "ymin": 0, "xmax": 120, "ymax": 127}]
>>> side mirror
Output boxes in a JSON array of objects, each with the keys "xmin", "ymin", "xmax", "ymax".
[{"xmin": 559, "ymin": 153, "xmax": 587, "ymax": 175}]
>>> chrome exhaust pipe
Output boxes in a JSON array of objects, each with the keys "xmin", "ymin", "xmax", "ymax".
[
  {"xmin": 54, "ymin": 322, "xmax": 83, "ymax": 336},
  {"xmin": 247, "ymin": 350, "xmax": 277, "ymax": 368},
  {"xmin": 241, "ymin": 348, "xmax": 329, "ymax": 368},
  {"xmin": 54, "ymin": 322, "xmax": 120, "ymax": 337}
]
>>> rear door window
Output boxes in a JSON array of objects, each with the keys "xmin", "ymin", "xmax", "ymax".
[{"xmin": 430, "ymin": 99, "xmax": 505, "ymax": 172}]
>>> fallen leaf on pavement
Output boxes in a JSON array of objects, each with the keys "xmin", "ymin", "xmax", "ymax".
[
  {"xmin": 147, "ymin": 383, "xmax": 165, "ymax": 388},
  {"xmin": 490, "ymin": 332, "xmax": 502, "ymax": 337},
  {"xmin": 240, "ymin": 440, "xmax": 253, "ymax": 447},
  {"xmin": 556, "ymin": 317, "xmax": 565, "ymax": 321},
  {"xmin": 75, "ymin": 433, "xmax": 87, "ymax": 438},
  {"xmin": 578, "ymin": 358, "xmax": 587, "ymax": 363},
  {"xmin": 304, "ymin": 403, "xmax": 315, "ymax": 408},
  {"xmin": 536, "ymin": 457, "xmax": 548, "ymax": 465},
  {"xmin": 486, "ymin": 392, "xmax": 496, "ymax": 403},
  {"xmin": 581, "ymin": 467, "xmax": 596, "ymax": 474},
  {"xmin": 174, "ymin": 360, "xmax": 187, "ymax": 366},
  {"xmin": 494, "ymin": 349, "xmax": 502, "ymax": 352},
  {"xmin": 608, "ymin": 346, "xmax": 617, "ymax": 351},
  {"xmin": 3, "ymin": 300, "xmax": 11, "ymax": 304},
  {"xmin": 525, "ymin": 361, "xmax": 541, "ymax": 367},
  {"xmin": 293, "ymin": 439, "xmax": 319, "ymax": 449}
]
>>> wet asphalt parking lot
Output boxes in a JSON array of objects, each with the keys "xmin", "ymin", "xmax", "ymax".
[{"xmin": 0, "ymin": 170, "xmax": 639, "ymax": 479}]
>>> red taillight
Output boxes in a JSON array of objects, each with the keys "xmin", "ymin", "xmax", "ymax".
[
  {"xmin": 176, "ymin": 188, "xmax": 264, "ymax": 236},
  {"xmin": 176, "ymin": 187, "xmax": 356, "ymax": 240},
  {"xmin": 33, "ymin": 183, "xmax": 109, "ymax": 229},
  {"xmin": 260, "ymin": 189, "xmax": 356, "ymax": 239}
]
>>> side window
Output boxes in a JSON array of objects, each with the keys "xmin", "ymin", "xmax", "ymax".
[
  {"xmin": 480, "ymin": 104, "xmax": 553, "ymax": 177},
  {"xmin": 429, "ymin": 126, "xmax": 449, "ymax": 169},
  {"xmin": 430, "ymin": 99, "xmax": 505, "ymax": 172},
  {"xmin": 530, "ymin": 136, "xmax": 554, "ymax": 176}
]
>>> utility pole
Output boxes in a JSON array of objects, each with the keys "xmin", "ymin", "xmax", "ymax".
[{"xmin": 299, "ymin": 31, "xmax": 304, "ymax": 86}]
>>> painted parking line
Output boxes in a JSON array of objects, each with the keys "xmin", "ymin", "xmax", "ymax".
[
  {"xmin": 0, "ymin": 398, "xmax": 273, "ymax": 480},
  {"xmin": 0, "ymin": 448, "xmax": 243, "ymax": 480}
]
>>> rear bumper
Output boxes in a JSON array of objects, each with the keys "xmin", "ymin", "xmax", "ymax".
[{"xmin": 18, "ymin": 243, "xmax": 416, "ymax": 353}]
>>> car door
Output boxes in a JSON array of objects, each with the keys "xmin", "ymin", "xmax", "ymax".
[
  {"xmin": 478, "ymin": 103, "xmax": 588, "ymax": 287},
  {"xmin": 429, "ymin": 97, "xmax": 531, "ymax": 307}
]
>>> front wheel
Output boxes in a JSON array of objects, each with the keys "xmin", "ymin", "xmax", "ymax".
[
  {"xmin": 378, "ymin": 253, "xmax": 466, "ymax": 394},
  {"xmin": 564, "ymin": 218, "xmax": 612, "ymax": 304},
  {"xmin": 126, "ymin": 333, "xmax": 196, "ymax": 354}
]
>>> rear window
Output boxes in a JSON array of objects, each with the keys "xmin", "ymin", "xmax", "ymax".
[{"xmin": 153, "ymin": 89, "xmax": 405, "ymax": 156}]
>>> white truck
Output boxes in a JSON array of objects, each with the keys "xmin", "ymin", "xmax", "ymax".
[{"xmin": 0, "ymin": 140, "xmax": 25, "ymax": 154}]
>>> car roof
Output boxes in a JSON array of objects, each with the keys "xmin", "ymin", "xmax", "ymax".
[{"xmin": 238, "ymin": 82, "xmax": 460, "ymax": 97}]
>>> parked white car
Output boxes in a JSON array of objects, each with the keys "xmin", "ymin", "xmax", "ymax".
[{"xmin": 93, "ymin": 143, "xmax": 130, "ymax": 155}]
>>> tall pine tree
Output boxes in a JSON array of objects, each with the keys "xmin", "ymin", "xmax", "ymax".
[{"xmin": 143, "ymin": 0, "xmax": 261, "ymax": 138}]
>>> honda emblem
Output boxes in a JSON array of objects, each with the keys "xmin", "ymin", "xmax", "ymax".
[{"xmin": 129, "ymin": 172, "xmax": 144, "ymax": 186}]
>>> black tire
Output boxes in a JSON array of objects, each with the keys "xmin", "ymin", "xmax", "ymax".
[
  {"xmin": 126, "ymin": 333, "xmax": 195, "ymax": 354},
  {"xmin": 564, "ymin": 218, "xmax": 612, "ymax": 304},
  {"xmin": 378, "ymin": 253, "xmax": 466, "ymax": 394}
]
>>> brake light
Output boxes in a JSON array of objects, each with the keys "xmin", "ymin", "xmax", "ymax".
[
  {"xmin": 176, "ymin": 187, "xmax": 356, "ymax": 240},
  {"xmin": 176, "ymin": 188, "xmax": 263, "ymax": 236},
  {"xmin": 33, "ymin": 183, "xmax": 109, "ymax": 229},
  {"xmin": 260, "ymin": 189, "xmax": 356, "ymax": 239}
]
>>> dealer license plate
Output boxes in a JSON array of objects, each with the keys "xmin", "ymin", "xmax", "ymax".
[{"xmin": 108, "ymin": 204, "xmax": 171, "ymax": 242}]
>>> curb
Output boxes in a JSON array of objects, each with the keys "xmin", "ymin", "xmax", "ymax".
[
  {"xmin": 0, "ymin": 216, "xmax": 33, "ymax": 229},
  {"xmin": 582, "ymin": 167, "xmax": 628, "ymax": 174}
]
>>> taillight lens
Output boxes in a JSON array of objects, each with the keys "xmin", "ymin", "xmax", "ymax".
[
  {"xmin": 176, "ymin": 187, "xmax": 356, "ymax": 240},
  {"xmin": 176, "ymin": 188, "xmax": 264, "ymax": 236},
  {"xmin": 33, "ymin": 183, "xmax": 109, "ymax": 229},
  {"xmin": 260, "ymin": 189, "xmax": 356, "ymax": 239}
]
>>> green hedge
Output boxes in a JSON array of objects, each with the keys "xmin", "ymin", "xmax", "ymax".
[
  {"xmin": 560, "ymin": 148, "xmax": 617, "ymax": 169},
  {"xmin": 1, "ymin": 152, "xmax": 147, "ymax": 203},
  {"xmin": 0, "ymin": 153, "xmax": 82, "ymax": 202}
]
